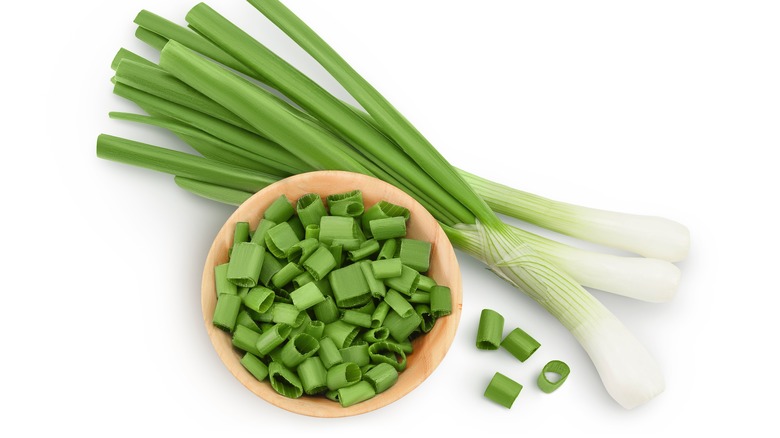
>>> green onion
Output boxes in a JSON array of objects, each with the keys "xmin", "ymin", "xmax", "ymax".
[
  {"xmin": 226, "ymin": 242, "xmax": 265, "ymax": 288},
  {"xmin": 383, "ymin": 289, "xmax": 415, "ymax": 319},
  {"xmin": 264, "ymin": 221, "xmax": 300, "ymax": 259},
  {"xmin": 376, "ymin": 238, "xmax": 398, "ymax": 260},
  {"xmin": 363, "ymin": 363, "xmax": 398, "ymax": 394},
  {"xmin": 280, "ymin": 333, "xmax": 320, "ymax": 368},
  {"xmin": 384, "ymin": 265, "xmax": 420, "ymax": 296},
  {"xmin": 484, "ymin": 372, "xmax": 523, "ymax": 409},
  {"xmin": 340, "ymin": 309, "xmax": 373, "ymax": 329},
  {"xmin": 214, "ymin": 263, "xmax": 236, "ymax": 296},
  {"xmin": 322, "ymin": 320, "xmax": 360, "ymax": 349},
  {"xmin": 371, "ymin": 258, "xmax": 402, "ymax": 280},
  {"xmin": 212, "ymin": 293, "xmax": 242, "ymax": 332},
  {"xmin": 268, "ymin": 362, "xmax": 304, "ymax": 399},
  {"xmin": 382, "ymin": 306, "xmax": 422, "ymax": 343},
  {"xmin": 339, "ymin": 344, "xmax": 370, "ymax": 368},
  {"xmin": 501, "ymin": 327, "xmax": 542, "ymax": 363},
  {"xmin": 312, "ymin": 296, "xmax": 340, "ymax": 325},
  {"xmin": 270, "ymin": 262, "xmax": 304, "ymax": 289},
  {"xmin": 367, "ymin": 341, "xmax": 407, "ymax": 372},
  {"xmin": 297, "ymin": 357, "xmax": 328, "ymax": 395},
  {"xmin": 368, "ymin": 217, "xmax": 406, "ymax": 241},
  {"xmin": 430, "ymin": 285, "xmax": 453, "ymax": 317},
  {"xmin": 359, "ymin": 260, "xmax": 386, "ymax": 299},
  {"xmin": 232, "ymin": 325, "xmax": 263, "ymax": 357},
  {"xmin": 347, "ymin": 239, "xmax": 379, "ymax": 262},
  {"xmin": 296, "ymin": 193, "xmax": 327, "ymax": 228},
  {"xmin": 398, "ymin": 238, "xmax": 431, "ymax": 273},
  {"xmin": 476, "ymin": 309, "xmax": 504, "ymax": 350},
  {"xmin": 329, "ymin": 263, "xmax": 371, "ymax": 308},
  {"xmin": 242, "ymin": 286, "xmax": 275, "ymax": 314},
  {"xmin": 326, "ymin": 362, "xmax": 362, "ymax": 391},
  {"xmin": 256, "ymin": 323, "xmax": 292, "ymax": 356},
  {"xmin": 317, "ymin": 336, "xmax": 344, "ymax": 369},
  {"xmin": 264, "ymin": 195, "xmax": 295, "ymax": 223},
  {"xmin": 537, "ymin": 360, "xmax": 571, "ymax": 394},
  {"xmin": 289, "ymin": 282, "xmax": 325, "ymax": 311},
  {"xmin": 336, "ymin": 381, "xmax": 375, "ymax": 408},
  {"xmin": 319, "ymin": 216, "xmax": 359, "ymax": 245},
  {"xmin": 240, "ymin": 352, "xmax": 269, "ymax": 382}
]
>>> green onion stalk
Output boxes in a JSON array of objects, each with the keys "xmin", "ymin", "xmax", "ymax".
[{"xmin": 96, "ymin": 0, "xmax": 687, "ymax": 409}]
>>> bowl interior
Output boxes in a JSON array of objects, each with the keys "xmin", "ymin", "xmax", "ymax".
[{"xmin": 201, "ymin": 171, "xmax": 463, "ymax": 417}]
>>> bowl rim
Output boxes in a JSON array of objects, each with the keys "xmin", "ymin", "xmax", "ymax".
[{"xmin": 201, "ymin": 170, "xmax": 463, "ymax": 417}]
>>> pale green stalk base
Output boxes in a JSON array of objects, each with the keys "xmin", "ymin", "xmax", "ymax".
[
  {"xmin": 448, "ymin": 222, "xmax": 665, "ymax": 409},
  {"xmin": 460, "ymin": 170, "xmax": 690, "ymax": 262},
  {"xmin": 445, "ymin": 222, "xmax": 680, "ymax": 303}
]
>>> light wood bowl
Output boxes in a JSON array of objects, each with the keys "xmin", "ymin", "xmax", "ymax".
[{"xmin": 202, "ymin": 171, "xmax": 463, "ymax": 417}]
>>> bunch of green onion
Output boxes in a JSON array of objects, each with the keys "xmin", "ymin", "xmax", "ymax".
[{"xmin": 97, "ymin": 0, "xmax": 689, "ymax": 410}]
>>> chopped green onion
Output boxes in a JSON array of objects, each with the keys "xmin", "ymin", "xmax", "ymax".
[
  {"xmin": 289, "ymin": 281, "xmax": 325, "ymax": 311},
  {"xmin": 271, "ymin": 303, "xmax": 305, "ymax": 327},
  {"xmin": 304, "ymin": 224, "xmax": 320, "ymax": 240},
  {"xmin": 264, "ymin": 194, "xmax": 295, "ymax": 223},
  {"xmin": 304, "ymin": 320, "xmax": 325, "ymax": 339},
  {"xmin": 415, "ymin": 274, "xmax": 437, "ymax": 292},
  {"xmin": 296, "ymin": 193, "xmax": 328, "ymax": 228},
  {"xmin": 268, "ymin": 362, "xmax": 304, "ymax": 399},
  {"xmin": 326, "ymin": 362, "xmax": 362, "ymax": 390},
  {"xmin": 214, "ymin": 263, "xmax": 237, "ymax": 296},
  {"xmin": 369, "ymin": 216, "xmax": 407, "ymax": 241},
  {"xmin": 371, "ymin": 258, "xmax": 402, "ymax": 280},
  {"xmin": 316, "ymin": 336, "xmax": 343, "ymax": 369},
  {"xmin": 264, "ymin": 221, "xmax": 300, "ymax": 259},
  {"xmin": 537, "ymin": 360, "xmax": 571, "ymax": 393},
  {"xmin": 501, "ymin": 327, "xmax": 541, "ymax": 363},
  {"xmin": 340, "ymin": 309, "xmax": 372, "ymax": 329},
  {"xmin": 312, "ymin": 296, "xmax": 340, "ymax": 324},
  {"xmin": 236, "ymin": 310, "xmax": 262, "ymax": 334},
  {"xmin": 347, "ymin": 239, "xmax": 379, "ymax": 261},
  {"xmin": 415, "ymin": 304, "xmax": 435, "ymax": 333},
  {"xmin": 384, "ymin": 289, "xmax": 415, "ymax": 319},
  {"xmin": 336, "ymin": 380, "xmax": 375, "ymax": 407},
  {"xmin": 241, "ymin": 352, "xmax": 269, "ymax": 381},
  {"xmin": 328, "ymin": 199, "xmax": 364, "ymax": 217},
  {"xmin": 258, "ymin": 254, "xmax": 283, "ymax": 286},
  {"xmin": 322, "ymin": 320, "xmax": 360, "ymax": 348},
  {"xmin": 367, "ymin": 341, "xmax": 407, "ymax": 372},
  {"xmin": 301, "ymin": 246, "xmax": 337, "ymax": 281},
  {"xmin": 363, "ymin": 363, "xmax": 398, "ymax": 394},
  {"xmin": 232, "ymin": 325, "xmax": 263, "ymax": 357},
  {"xmin": 430, "ymin": 285, "xmax": 452, "ymax": 317},
  {"xmin": 270, "ymin": 262, "xmax": 304, "ymax": 288},
  {"xmin": 359, "ymin": 260, "xmax": 386, "ymax": 298},
  {"xmin": 370, "ymin": 301, "xmax": 390, "ymax": 328},
  {"xmin": 376, "ymin": 238, "xmax": 398, "ymax": 260},
  {"xmin": 212, "ymin": 293, "xmax": 242, "ymax": 332},
  {"xmin": 250, "ymin": 219, "xmax": 276, "ymax": 247},
  {"xmin": 226, "ymin": 242, "xmax": 265, "ymax": 288},
  {"xmin": 399, "ymin": 238, "xmax": 431, "ymax": 272},
  {"xmin": 361, "ymin": 327, "xmax": 390, "ymax": 344},
  {"xmin": 339, "ymin": 344, "xmax": 370, "ymax": 367},
  {"xmin": 233, "ymin": 221, "xmax": 250, "ymax": 246},
  {"xmin": 384, "ymin": 265, "xmax": 420, "ymax": 296},
  {"xmin": 280, "ymin": 333, "xmax": 320, "ymax": 368},
  {"xmin": 476, "ymin": 309, "xmax": 504, "ymax": 350},
  {"xmin": 255, "ymin": 323, "xmax": 292, "ymax": 356},
  {"xmin": 242, "ymin": 286, "xmax": 275, "ymax": 313},
  {"xmin": 408, "ymin": 291, "xmax": 430, "ymax": 304},
  {"xmin": 484, "ymin": 372, "xmax": 523, "ymax": 409},
  {"xmin": 329, "ymin": 263, "xmax": 371, "ymax": 308},
  {"xmin": 382, "ymin": 306, "xmax": 422, "ymax": 343},
  {"xmin": 319, "ymin": 216, "xmax": 359, "ymax": 246},
  {"xmin": 297, "ymin": 357, "xmax": 328, "ymax": 395}
]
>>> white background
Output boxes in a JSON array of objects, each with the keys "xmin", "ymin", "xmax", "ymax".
[{"xmin": 2, "ymin": 0, "xmax": 778, "ymax": 436}]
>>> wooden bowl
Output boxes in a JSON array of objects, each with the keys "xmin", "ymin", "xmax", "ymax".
[{"xmin": 201, "ymin": 171, "xmax": 463, "ymax": 417}]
